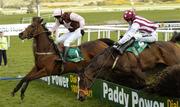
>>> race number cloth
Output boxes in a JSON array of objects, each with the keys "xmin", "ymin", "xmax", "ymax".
[
  {"xmin": 66, "ymin": 47, "xmax": 84, "ymax": 62},
  {"xmin": 126, "ymin": 41, "xmax": 148, "ymax": 56}
]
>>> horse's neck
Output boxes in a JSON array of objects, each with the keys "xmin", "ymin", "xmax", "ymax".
[{"xmin": 33, "ymin": 34, "xmax": 55, "ymax": 53}]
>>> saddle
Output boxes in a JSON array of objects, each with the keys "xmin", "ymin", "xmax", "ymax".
[
  {"xmin": 56, "ymin": 44, "xmax": 84, "ymax": 62},
  {"xmin": 126, "ymin": 41, "xmax": 149, "ymax": 56},
  {"xmin": 66, "ymin": 47, "xmax": 84, "ymax": 62}
]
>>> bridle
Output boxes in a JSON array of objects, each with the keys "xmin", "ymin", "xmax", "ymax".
[{"xmin": 29, "ymin": 24, "xmax": 56, "ymax": 56}]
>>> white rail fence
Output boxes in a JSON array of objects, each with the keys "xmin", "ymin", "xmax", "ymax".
[{"xmin": 0, "ymin": 23, "xmax": 180, "ymax": 46}]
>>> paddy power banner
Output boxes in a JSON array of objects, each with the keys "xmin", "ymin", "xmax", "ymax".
[{"xmin": 41, "ymin": 73, "xmax": 180, "ymax": 107}]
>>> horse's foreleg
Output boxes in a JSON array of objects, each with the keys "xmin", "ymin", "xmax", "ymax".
[
  {"xmin": 11, "ymin": 78, "xmax": 26, "ymax": 97},
  {"xmin": 20, "ymin": 68, "xmax": 48, "ymax": 100},
  {"xmin": 11, "ymin": 66, "xmax": 37, "ymax": 97},
  {"xmin": 20, "ymin": 81, "xmax": 29, "ymax": 100}
]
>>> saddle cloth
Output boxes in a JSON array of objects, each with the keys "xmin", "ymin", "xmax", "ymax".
[
  {"xmin": 66, "ymin": 47, "xmax": 84, "ymax": 62},
  {"xmin": 126, "ymin": 41, "xmax": 149, "ymax": 56}
]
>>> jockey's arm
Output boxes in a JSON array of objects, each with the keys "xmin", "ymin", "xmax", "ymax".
[
  {"xmin": 70, "ymin": 13, "xmax": 85, "ymax": 29},
  {"xmin": 49, "ymin": 20, "xmax": 61, "ymax": 32},
  {"xmin": 49, "ymin": 20, "xmax": 61, "ymax": 41},
  {"xmin": 118, "ymin": 23, "xmax": 140, "ymax": 44}
]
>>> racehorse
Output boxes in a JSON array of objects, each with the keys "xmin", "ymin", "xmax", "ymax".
[
  {"xmin": 11, "ymin": 17, "xmax": 114, "ymax": 100},
  {"xmin": 78, "ymin": 31, "xmax": 180, "ymax": 101}
]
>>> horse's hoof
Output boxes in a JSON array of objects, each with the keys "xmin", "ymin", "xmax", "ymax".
[{"xmin": 21, "ymin": 94, "xmax": 25, "ymax": 101}]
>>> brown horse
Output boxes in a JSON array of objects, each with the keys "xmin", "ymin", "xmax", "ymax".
[
  {"xmin": 11, "ymin": 17, "xmax": 114, "ymax": 100},
  {"xmin": 78, "ymin": 32, "xmax": 180, "ymax": 101}
]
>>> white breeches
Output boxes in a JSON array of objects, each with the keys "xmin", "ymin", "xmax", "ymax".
[
  {"xmin": 55, "ymin": 28, "xmax": 82, "ymax": 47},
  {"xmin": 118, "ymin": 31, "xmax": 157, "ymax": 44},
  {"xmin": 135, "ymin": 31, "xmax": 157, "ymax": 43}
]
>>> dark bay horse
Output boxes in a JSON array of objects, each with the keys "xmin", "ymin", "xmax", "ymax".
[
  {"xmin": 78, "ymin": 32, "xmax": 180, "ymax": 101},
  {"xmin": 11, "ymin": 17, "xmax": 114, "ymax": 100}
]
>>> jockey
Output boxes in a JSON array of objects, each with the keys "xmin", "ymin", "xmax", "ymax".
[
  {"xmin": 50, "ymin": 9, "xmax": 85, "ymax": 62},
  {"xmin": 114, "ymin": 10, "xmax": 159, "ymax": 54}
]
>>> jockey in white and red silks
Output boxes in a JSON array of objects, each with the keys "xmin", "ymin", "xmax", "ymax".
[
  {"xmin": 49, "ymin": 9, "xmax": 85, "ymax": 62},
  {"xmin": 115, "ymin": 10, "xmax": 159, "ymax": 54}
]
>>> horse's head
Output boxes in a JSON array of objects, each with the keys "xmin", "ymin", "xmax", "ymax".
[
  {"xmin": 77, "ymin": 72, "xmax": 92, "ymax": 101},
  {"xmin": 19, "ymin": 17, "xmax": 49, "ymax": 40}
]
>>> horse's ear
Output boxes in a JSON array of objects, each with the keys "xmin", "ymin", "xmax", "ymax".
[{"xmin": 40, "ymin": 18, "xmax": 44, "ymax": 24}]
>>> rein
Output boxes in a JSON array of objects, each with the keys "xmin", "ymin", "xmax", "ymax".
[
  {"xmin": 112, "ymin": 56, "xmax": 119, "ymax": 69},
  {"xmin": 33, "ymin": 31, "xmax": 49, "ymax": 37}
]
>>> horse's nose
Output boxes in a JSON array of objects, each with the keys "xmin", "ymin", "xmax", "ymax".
[
  {"xmin": 19, "ymin": 32, "xmax": 23, "ymax": 39},
  {"xmin": 78, "ymin": 95, "xmax": 85, "ymax": 102},
  {"xmin": 19, "ymin": 32, "xmax": 23, "ymax": 36}
]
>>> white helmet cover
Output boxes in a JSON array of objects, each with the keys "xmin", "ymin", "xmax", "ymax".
[{"xmin": 52, "ymin": 9, "xmax": 64, "ymax": 17}]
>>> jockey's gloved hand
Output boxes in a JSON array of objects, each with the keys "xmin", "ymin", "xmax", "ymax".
[
  {"xmin": 50, "ymin": 34, "xmax": 55, "ymax": 41},
  {"xmin": 114, "ymin": 42, "xmax": 120, "ymax": 46},
  {"xmin": 81, "ymin": 29, "xmax": 85, "ymax": 36},
  {"xmin": 113, "ymin": 42, "xmax": 121, "ymax": 48},
  {"xmin": 47, "ymin": 31, "xmax": 51, "ymax": 35}
]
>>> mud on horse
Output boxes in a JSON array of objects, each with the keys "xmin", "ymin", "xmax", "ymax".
[{"xmin": 11, "ymin": 17, "xmax": 115, "ymax": 100}]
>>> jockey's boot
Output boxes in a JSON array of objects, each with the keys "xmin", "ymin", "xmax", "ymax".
[
  {"xmin": 118, "ymin": 38, "xmax": 135, "ymax": 54},
  {"xmin": 57, "ymin": 52, "xmax": 66, "ymax": 63},
  {"xmin": 63, "ymin": 47, "xmax": 70, "ymax": 63},
  {"xmin": 55, "ymin": 48, "xmax": 65, "ymax": 63},
  {"xmin": 54, "ymin": 44, "xmax": 65, "ymax": 63}
]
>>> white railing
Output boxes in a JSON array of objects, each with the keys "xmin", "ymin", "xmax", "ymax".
[
  {"xmin": 83, "ymin": 26, "xmax": 180, "ymax": 43},
  {"xmin": 0, "ymin": 23, "xmax": 180, "ymax": 46}
]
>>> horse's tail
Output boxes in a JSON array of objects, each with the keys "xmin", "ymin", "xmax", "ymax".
[
  {"xmin": 98, "ymin": 38, "xmax": 115, "ymax": 46},
  {"xmin": 170, "ymin": 31, "xmax": 180, "ymax": 43}
]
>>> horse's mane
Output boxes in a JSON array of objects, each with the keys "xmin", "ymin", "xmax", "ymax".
[
  {"xmin": 42, "ymin": 23, "xmax": 52, "ymax": 36},
  {"xmin": 79, "ymin": 38, "xmax": 115, "ymax": 48},
  {"xmin": 87, "ymin": 47, "xmax": 117, "ymax": 65},
  {"xmin": 98, "ymin": 38, "xmax": 115, "ymax": 46},
  {"xmin": 40, "ymin": 22, "xmax": 60, "ymax": 55}
]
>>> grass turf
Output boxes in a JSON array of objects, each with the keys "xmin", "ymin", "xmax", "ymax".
[
  {"xmin": 0, "ymin": 80, "xmax": 110, "ymax": 107},
  {"xmin": 0, "ymin": 10, "xmax": 180, "ymax": 24}
]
